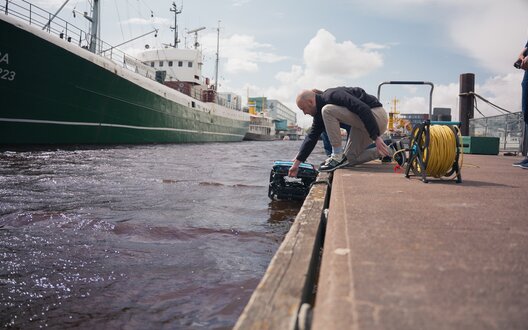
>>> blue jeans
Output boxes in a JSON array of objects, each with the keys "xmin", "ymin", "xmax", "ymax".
[
  {"xmin": 522, "ymin": 70, "xmax": 528, "ymax": 156},
  {"xmin": 522, "ymin": 69, "xmax": 528, "ymax": 123}
]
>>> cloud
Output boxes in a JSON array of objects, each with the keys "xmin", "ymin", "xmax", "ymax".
[
  {"xmin": 200, "ymin": 33, "xmax": 288, "ymax": 74},
  {"xmin": 362, "ymin": 43, "xmax": 388, "ymax": 50},
  {"xmin": 350, "ymin": 0, "xmax": 528, "ymax": 74},
  {"xmin": 446, "ymin": 0, "xmax": 528, "ymax": 74},
  {"xmin": 258, "ymin": 29, "xmax": 387, "ymax": 127},
  {"xmin": 270, "ymin": 29, "xmax": 385, "ymax": 95},
  {"xmin": 228, "ymin": 29, "xmax": 385, "ymax": 127},
  {"xmin": 224, "ymin": 57, "xmax": 259, "ymax": 73},
  {"xmin": 303, "ymin": 29, "xmax": 383, "ymax": 81},
  {"xmin": 121, "ymin": 17, "xmax": 171, "ymax": 26}
]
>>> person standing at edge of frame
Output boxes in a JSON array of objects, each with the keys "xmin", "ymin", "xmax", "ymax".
[{"xmin": 513, "ymin": 39, "xmax": 528, "ymax": 169}]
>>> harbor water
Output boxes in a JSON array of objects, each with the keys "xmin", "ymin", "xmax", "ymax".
[{"xmin": 0, "ymin": 140, "xmax": 325, "ymax": 329}]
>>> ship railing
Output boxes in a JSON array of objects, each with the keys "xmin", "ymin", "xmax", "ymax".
[
  {"xmin": 2, "ymin": 0, "xmax": 90, "ymax": 49},
  {"xmin": 1, "ymin": 0, "xmax": 157, "ymax": 82}
]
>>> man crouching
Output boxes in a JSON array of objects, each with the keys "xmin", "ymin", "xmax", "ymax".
[{"xmin": 289, "ymin": 87, "xmax": 390, "ymax": 177}]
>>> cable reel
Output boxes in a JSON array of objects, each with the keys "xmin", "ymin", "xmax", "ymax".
[{"xmin": 404, "ymin": 120, "xmax": 463, "ymax": 183}]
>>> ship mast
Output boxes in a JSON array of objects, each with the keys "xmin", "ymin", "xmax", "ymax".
[
  {"xmin": 170, "ymin": 2, "xmax": 182, "ymax": 48},
  {"xmin": 88, "ymin": 0, "xmax": 100, "ymax": 53}
]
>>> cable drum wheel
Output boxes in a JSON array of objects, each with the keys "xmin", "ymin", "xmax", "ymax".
[{"xmin": 409, "ymin": 125, "xmax": 430, "ymax": 177}]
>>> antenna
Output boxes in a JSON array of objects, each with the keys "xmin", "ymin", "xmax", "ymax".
[
  {"xmin": 169, "ymin": 2, "xmax": 182, "ymax": 48},
  {"xmin": 214, "ymin": 20, "xmax": 221, "ymax": 92},
  {"xmin": 187, "ymin": 26, "xmax": 206, "ymax": 49}
]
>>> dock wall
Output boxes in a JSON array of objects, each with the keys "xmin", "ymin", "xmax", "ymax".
[{"xmin": 234, "ymin": 173, "xmax": 330, "ymax": 330}]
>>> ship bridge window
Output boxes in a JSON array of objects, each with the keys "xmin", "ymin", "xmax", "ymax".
[
  {"xmin": 188, "ymin": 61, "xmax": 193, "ymax": 68},
  {"xmin": 168, "ymin": 61, "xmax": 173, "ymax": 67},
  {"xmin": 178, "ymin": 61, "xmax": 183, "ymax": 67},
  {"xmin": 150, "ymin": 62, "xmax": 155, "ymax": 67},
  {"xmin": 159, "ymin": 61, "xmax": 164, "ymax": 67}
]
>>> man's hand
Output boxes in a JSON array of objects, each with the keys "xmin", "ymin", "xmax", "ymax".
[
  {"xmin": 522, "ymin": 56, "xmax": 528, "ymax": 70},
  {"xmin": 375, "ymin": 136, "xmax": 390, "ymax": 157},
  {"xmin": 288, "ymin": 159, "xmax": 301, "ymax": 177}
]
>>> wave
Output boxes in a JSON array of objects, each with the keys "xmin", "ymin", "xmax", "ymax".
[
  {"xmin": 112, "ymin": 223, "xmax": 275, "ymax": 243},
  {"xmin": 198, "ymin": 181, "xmax": 265, "ymax": 188}
]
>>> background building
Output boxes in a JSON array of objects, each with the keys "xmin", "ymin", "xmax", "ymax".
[
  {"xmin": 218, "ymin": 92, "xmax": 242, "ymax": 111},
  {"xmin": 431, "ymin": 107, "xmax": 452, "ymax": 121},
  {"xmin": 266, "ymin": 99, "xmax": 297, "ymax": 126},
  {"xmin": 246, "ymin": 98, "xmax": 302, "ymax": 139},
  {"xmin": 248, "ymin": 97, "xmax": 268, "ymax": 115},
  {"xmin": 267, "ymin": 99, "xmax": 302, "ymax": 140},
  {"xmin": 399, "ymin": 113, "xmax": 429, "ymax": 129}
]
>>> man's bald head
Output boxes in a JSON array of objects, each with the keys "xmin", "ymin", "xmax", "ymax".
[{"xmin": 296, "ymin": 90, "xmax": 317, "ymax": 116}]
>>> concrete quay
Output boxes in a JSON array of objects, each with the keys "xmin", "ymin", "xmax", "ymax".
[{"xmin": 235, "ymin": 154, "xmax": 528, "ymax": 330}]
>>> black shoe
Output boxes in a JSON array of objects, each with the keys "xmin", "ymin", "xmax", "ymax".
[{"xmin": 319, "ymin": 155, "xmax": 349, "ymax": 172}]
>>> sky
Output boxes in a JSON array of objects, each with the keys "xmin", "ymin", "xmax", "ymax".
[{"xmin": 33, "ymin": 0, "xmax": 528, "ymax": 127}]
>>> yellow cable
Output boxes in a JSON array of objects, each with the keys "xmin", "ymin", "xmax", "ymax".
[{"xmin": 412, "ymin": 124, "xmax": 463, "ymax": 179}]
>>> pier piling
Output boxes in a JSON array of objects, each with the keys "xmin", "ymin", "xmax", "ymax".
[{"xmin": 459, "ymin": 73, "xmax": 475, "ymax": 136}]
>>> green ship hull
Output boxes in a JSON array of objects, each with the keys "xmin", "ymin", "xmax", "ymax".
[{"xmin": 0, "ymin": 14, "xmax": 249, "ymax": 145}]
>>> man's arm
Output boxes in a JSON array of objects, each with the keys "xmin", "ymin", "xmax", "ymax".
[
  {"xmin": 288, "ymin": 128, "xmax": 320, "ymax": 177},
  {"xmin": 289, "ymin": 117, "xmax": 324, "ymax": 176}
]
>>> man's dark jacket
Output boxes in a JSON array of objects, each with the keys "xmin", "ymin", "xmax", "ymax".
[{"xmin": 296, "ymin": 87, "xmax": 383, "ymax": 162}]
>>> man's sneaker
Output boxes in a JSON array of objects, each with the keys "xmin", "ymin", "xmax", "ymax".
[
  {"xmin": 320, "ymin": 156, "xmax": 332, "ymax": 167},
  {"xmin": 319, "ymin": 155, "xmax": 348, "ymax": 172},
  {"xmin": 513, "ymin": 158, "xmax": 528, "ymax": 167},
  {"xmin": 520, "ymin": 163, "xmax": 528, "ymax": 170}
]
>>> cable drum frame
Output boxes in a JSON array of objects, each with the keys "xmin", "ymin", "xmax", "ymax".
[
  {"xmin": 405, "ymin": 120, "xmax": 463, "ymax": 183},
  {"xmin": 377, "ymin": 81, "xmax": 462, "ymax": 183}
]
